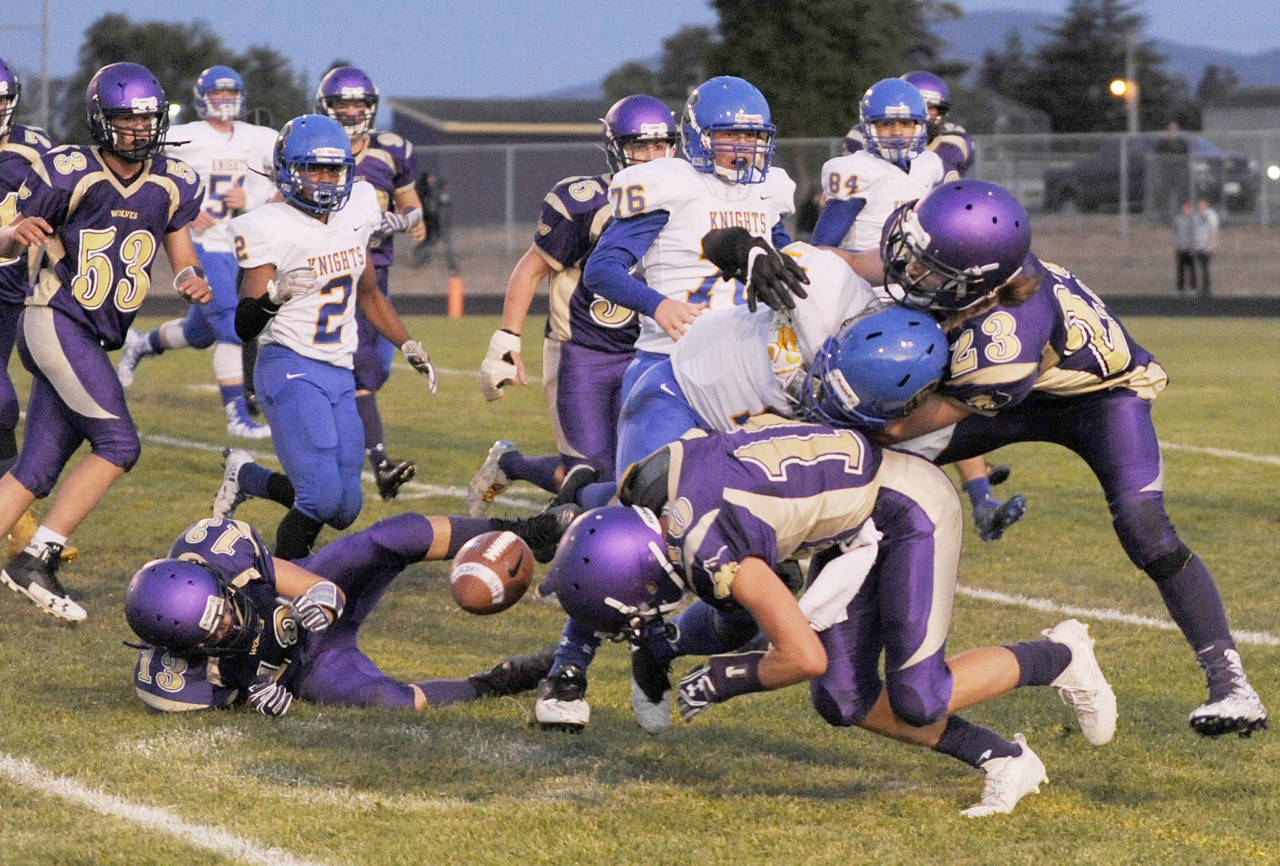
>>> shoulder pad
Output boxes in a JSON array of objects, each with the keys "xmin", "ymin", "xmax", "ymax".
[{"xmin": 374, "ymin": 131, "xmax": 407, "ymax": 149}]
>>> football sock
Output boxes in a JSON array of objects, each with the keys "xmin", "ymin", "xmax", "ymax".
[
  {"xmin": 961, "ymin": 476, "xmax": 993, "ymax": 509},
  {"xmin": 356, "ymin": 394, "xmax": 385, "ymax": 463},
  {"xmin": 417, "ymin": 678, "xmax": 480, "ymax": 708},
  {"xmin": 29, "ymin": 525, "xmax": 69, "ymax": 551},
  {"xmin": 446, "ymin": 516, "xmax": 493, "ymax": 558},
  {"xmin": 1005, "ymin": 639, "xmax": 1073, "ymax": 687},
  {"xmin": 275, "ymin": 508, "xmax": 324, "ymax": 560},
  {"xmin": 1154, "ymin": 554, "xmax": 1233, "ymax": 651},
  {"xmin": 934, "ymin": 715, "xmax": 1022, "ymax": 768},
  {"xmin": 497, "ymin": 451, "xmax": 560, "ymax": 494},
  {"xmin": 548, "ymin": 618, "xmax": 600, "ymax": 676}
]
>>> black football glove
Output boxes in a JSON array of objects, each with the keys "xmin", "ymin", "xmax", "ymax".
[{"xmin": 701, "ymin": 227, "xmax": 809, "ymax": 313}]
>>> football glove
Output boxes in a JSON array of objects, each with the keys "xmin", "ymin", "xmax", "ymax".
[
  {"xmin": 247, "ymin": 676, "xmax": 293, "ymax": 717},
  {"xmin": 701, "ymin": 227, "xmax": 809, "ymax": 313},
  {"xmin": 400, "ymin": 340, "xmax": 438, "ymax": 394},
  {"xmin": 286, "ymin": 580, "xmax": 344, "ymax": 633},
  {"xmin": 171, "ymin": 264, "xmax": 206, "ymax": 293},
  {"xmin": 480, "ymin": 329, "xmax": 521, "ymax": 401},
  {"xmin": 266, "ymin": 266, "xmax": 318, "ymax": 305},
  {"xmin": 377, "ymin": 208, "xmax": 423, "ymax": 235}
]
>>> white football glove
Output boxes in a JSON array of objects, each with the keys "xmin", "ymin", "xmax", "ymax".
[
  {"xmin": 266, "ymin": 267, "xmax": 318, "ymax": 305},
  {"xmin": 480, "ymin": 329, "xmax": 521, "ymax": 401},
  {"xmin": 401, "ymin": 340, "xmax": 438, "ymax": 394},
  {"xmin": 377, "ymin": 208, "xmax": 422, "ymax": 235},
  {"xmin": 247, "ymin": 676, "xmax": 293, "ymax": 717},
  {"xmin": 283, "ymin": 580, "xmax": 344, "ymax": 633},
  {"xmin": 171, "ymin": 264, "xmax": 206, "ymax": 293}
]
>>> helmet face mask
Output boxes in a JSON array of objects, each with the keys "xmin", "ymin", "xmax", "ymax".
[
  {"xmin": 601, "ymin": 94, "xmax": 679, "ymax": 172},
  {"xmin": 314, "ymin": 66, "xmax": 379, "ymax": 138},
  {"xmin": 681, "ymin": 76, "xmax": 776, "ymax": 184},
  {"xmin": 86, "ymin": 62, "xmax": 169, "ymax": 162},
  {"xmin": 858, "ymin": 78, "xmax": 928, "ymax": 170},
  {"xmin": 0, "ymin": 57, "xmax": 21, "ymax": 139},
  {"xmin": 881, "ymin": 180, "xmax": 1032, "ymax": 313},
  {"xmin": 273, "ymin": 114, "xmax": 356, "ymax": 214},
  {"xmin": 798, "ymin": 304, "xmax": 947, "ymax": 428},
  {"xmin": 194, "ymin": 65, "xmax": 245, "ymax": 122},
  {"xmin": 124, "ymin": 559, "xmax": 264, "ymax": 657},
  {"xmin": 540, "ymin": 506, "xmax": 684, "ymax": 635}
]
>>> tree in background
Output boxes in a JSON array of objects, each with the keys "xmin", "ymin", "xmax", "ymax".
[
  {"xmin": 978, "ymin": 30, "xmax": 1033, "ymax": 99},
  {"xmin": 53, "ymin": 14, "xmax": 308, "ymax": 143},
  {"xmin": 603, "ymin": 61, "xmax": 659, "ymax": 103},
  {"xmin": 706, "ymin": 0, "xmax": 956, "ymax": 138},
  {"xmin": 1006, "ymin": 0, "xmax": 1183, "ymax": 133}
]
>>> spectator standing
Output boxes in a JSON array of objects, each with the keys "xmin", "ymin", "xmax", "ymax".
[
  {"xmin": 1172, "ymin": 201, "xmax": 1197, "ymax": 295},
  {"xmin": 1193, "ymin": 198, "xmax": 1219, "ymax": 298}
]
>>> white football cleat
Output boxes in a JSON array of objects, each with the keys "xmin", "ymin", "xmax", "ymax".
[
  {"xmin": 1043, "ymin": 618, "xmax": 1117, "ymax": 745},
  {"xmin": 534, "ymin": 666, "xmax": 589, "ymax": 733},
  {"xmin": 1190, "ymin": 648, "xmax": 1268, "ymax": 737},
  {"xmin": 465, "ymin": 440, "xmax": 516, "ymax": 517},
  {"xmin": 116, "ymin": 327, "xmax": 148, "ymax": 388},
  {"xmin": 213, "ymin": 449, "xmax": 255, "ymax": 519},
  {"xmin": 961, "ymin": 733, "xmax": 1047, "ymax": 818}
]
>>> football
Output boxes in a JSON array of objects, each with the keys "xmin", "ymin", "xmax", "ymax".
[{"xmin": 449, "ymin": 530, "xmax": 533, "ymax": 615}]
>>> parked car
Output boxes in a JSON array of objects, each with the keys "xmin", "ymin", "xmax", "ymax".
[{"xmin": 1043, "ymin": 134, "xmax": 1259, "ymax": 215}]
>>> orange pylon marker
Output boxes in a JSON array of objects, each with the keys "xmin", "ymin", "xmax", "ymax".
[{"xmin": 447, "ymin": 275, "xmax": 464, "ymax": 318}]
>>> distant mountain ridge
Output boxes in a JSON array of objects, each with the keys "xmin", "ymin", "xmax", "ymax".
[
  {"xmin": 538, "ymin": 9, "xmax": 1280, "ymax": 99},
  {"xmin": 937, "ymin": 9, "xmax": 1280, "ymax": 88}
]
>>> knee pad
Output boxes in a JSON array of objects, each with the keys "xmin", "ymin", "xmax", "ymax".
[
  {"xmin": 885, "ymin": 668, "xmax": 950, "ymax": 728},
  {"xmin": 810, "ymin": 678, "xmax": 879, "ymax": 727},
  {"xmin": 89, "ymin": 425, "xmax": 141, "ymax": 472},
  {"xmin": 1145, "ymin": 543, "xmax": 1193, "ymax": 583},
  {"xmin": 1113, "ymin": 496, "xmax": 1183, "ymax": 570}
]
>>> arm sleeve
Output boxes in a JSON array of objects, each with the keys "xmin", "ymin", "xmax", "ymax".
[
  {"xmin": 582, "ymin": 210, "xmax": 670, "ymax": 317},
  {"xmin": 235, "ymin": 294, "xmax": 280, "ymax": 341},
  {"xmin": 811, "ymin": 198, "xmax": 866, "ymax": 247},
  {"xmin": 771, "ymin": 219, "xmax": 793, "ymax": 249}
]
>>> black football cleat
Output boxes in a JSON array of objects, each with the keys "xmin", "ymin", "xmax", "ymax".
[
  {"xmin": 375, "ymin": 459, "xmax": 417, "ymax": 500},
  {"xmin": 551, "ymin": 463, "xmax": 600, "ymax": 508},
  {"xmin": 972, "ymin": 494, "xmax": 1027, "ymax": 542},
  {"xmin": 534, "ymin": 665, "xmax": 589, "ymax": 732},
  {"xmin": 469, "ymin": 644, "xmax": 558, "ymax": 698},
  {"xmin": 987, "ymin": 464, "xmax": 1012, "ymax": 486},
  {"xmin": 1, "ymin": 543, "xmax": 85, "ymax": 621},
  {"xmin": 491, "ymin": 503, "xmax": 581, "ymax": 564}
]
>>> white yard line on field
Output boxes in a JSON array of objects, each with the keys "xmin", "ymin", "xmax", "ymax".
[{"xmin": 0, "ymin": 753, "xmax": 332, "ymax": 866}]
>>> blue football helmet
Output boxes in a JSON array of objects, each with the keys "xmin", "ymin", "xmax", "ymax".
[
  {"xmin": 901, "ymin": 70, "xmax": 951, "ymax": 132},
  {"xmin": 858, "ymin": 78, "xmax": 928, "ymax": 170},
  {"xmin": 681, "ymin": 75, "xmax": 775, "ymax": 184},
  {"xmin": 540, "ymin": 506, "xmax": 685, "ymax": 635},
  {"xmin": 0, "ymin": 56, "xmax": 21, "ymax": 139},
  {"xmin": 601, "ymin": 94, "xmax": 679, "ymax": 173},
  {"xmin": 124, "ymin": 558, "xmax": 264, "ymax": 656},
  {"xmin": 273, "ymin": 114, "xmax": 356, "ymax": 214},
  {"xmin": 882, "ymin": 179, "xmax": 1032, "ymax": 313},
  {"xmin": 314, "ymin": 66, "xmax": 379, "ymax": 138},
  {"xmin": 85, "ymin": 62, "xmax": 169, "ymax": 161},
  {"xmin": 193, "ymin": 64, "xmax": 244, "ymax": 122},
  {"xmin": 799, "ymin": 304, "xmax": 947, "ymax": 429}
]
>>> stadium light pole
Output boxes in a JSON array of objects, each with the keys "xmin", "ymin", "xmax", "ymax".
[{"xmin": 1110, "ymin": 30, "xmax": 1140, "ymax": 236}]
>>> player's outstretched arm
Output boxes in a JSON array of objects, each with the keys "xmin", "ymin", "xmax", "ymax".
[{"xmin": 481, "ymin": 245, "xmax": 556, "ymax": 399}]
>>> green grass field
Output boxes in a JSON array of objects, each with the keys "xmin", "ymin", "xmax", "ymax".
[{"xmin": 2, "ymin": 314, "xmax": 1278, "ymax": 866}]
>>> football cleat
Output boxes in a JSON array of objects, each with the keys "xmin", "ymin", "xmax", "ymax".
[
  {"xmin": 988, "ymin": 464, "xmax": 1012, "ymax": 486},
  {"xmin": 1190, "ymin": 647, "xmax": 1269, "ymax": 738},
  {"xmin": 972, "ymin": 494, "xmax": 1027, "ymax": 542},
  {"xmin": 469, "ymin": 644, "xmax": 558, "ymax": 698},
  {"xmin": 465, "ymin": 440, "xmax": 517, "ymax": 517},
  {"xmin": 6, "ymin": 509, "xmax": 77, "ymax": 562},
  {"xmin": 534, "ymin": 665, "xmax": 590, "ymax": 732},
  {"xmin": 552, "ymin": 463, "xmax": 600, "ymax": 508},
  {"xmin": 630, "ymin": 641, "xmax": 673, "ymax": 735},
  {"xmin": 1, "ymin": 543, "xmax": 86, "ymax": 622},
  {"xmin": 490, "ymin": 503, "xmax": 582, "ymax": 564},
  {"xmin": 375, "ymin": 459, "xmax": 417, "ymax": 500},
  {"xmin": 116, "ymin": 327, "xmax": 149, "ymax": 388},
  {"xmin": 213, "ymin": 448, "xmax": 255, "ymax": 519},
  {"xmin": 1042, "ymin": 619, "xmax": 1117, "ymax": 746},
  {"xmin": 960, "ymin": 733, "xmax": 1047, "ymax": 818},
  {"xmin": 224, "ymin": 400, "xmax": 271, "ymax": 440}
]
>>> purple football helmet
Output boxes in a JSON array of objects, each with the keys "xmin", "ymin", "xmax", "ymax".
[
  {"xmin": 86, "ymin": 62, "xmax": 169, "ymax": 161},
  {"xmin": 0, "ymin": 56, "xmax": 21, "ymax": 139},
  {"xmin": 681, "ymin": 75, "xmax": 775, "ymax": 184},
  {"xmin": 900, "ymin": 70, "xmax": 950, "ymax": 131},
  {"xmin": 193, "ymin": 64, "xmax": 244, "ymax": 122},
  {"xmin": 314, "ymin": 66, "xmax": 378, "ymax": 138},
  {"xmin": 540, "ymin": 506, "xmax": 685, "ymax": 635},
  {"xmin": 799, "ymin": 303, "xmax": 947, "ymax": 429},
  {"xmin": 601, "ymin": 94, "xmax": 679, "ymax": 173},
  {"xmin": 124, "ymin": 558, "xmax": 264, "ymax": 655},
  {"xmin": 858, "ymin": 78, "xmax": 927, "ymax": 170},
  {"xmin": 882, "ymin": 179, "xmax": 1032, "ymax": 313}
]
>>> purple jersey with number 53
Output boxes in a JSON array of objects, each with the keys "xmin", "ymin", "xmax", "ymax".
[
  {"xmin": 534, "ymin": 172, "xmax": 638, "ymax": 354},
  {"xmin": 938, "ymin": 255, "xmax": 1167, "ymax": 414},
  {"xmin": 18, "ymin": 144, "xmax": 203, "ymax": 348}
]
